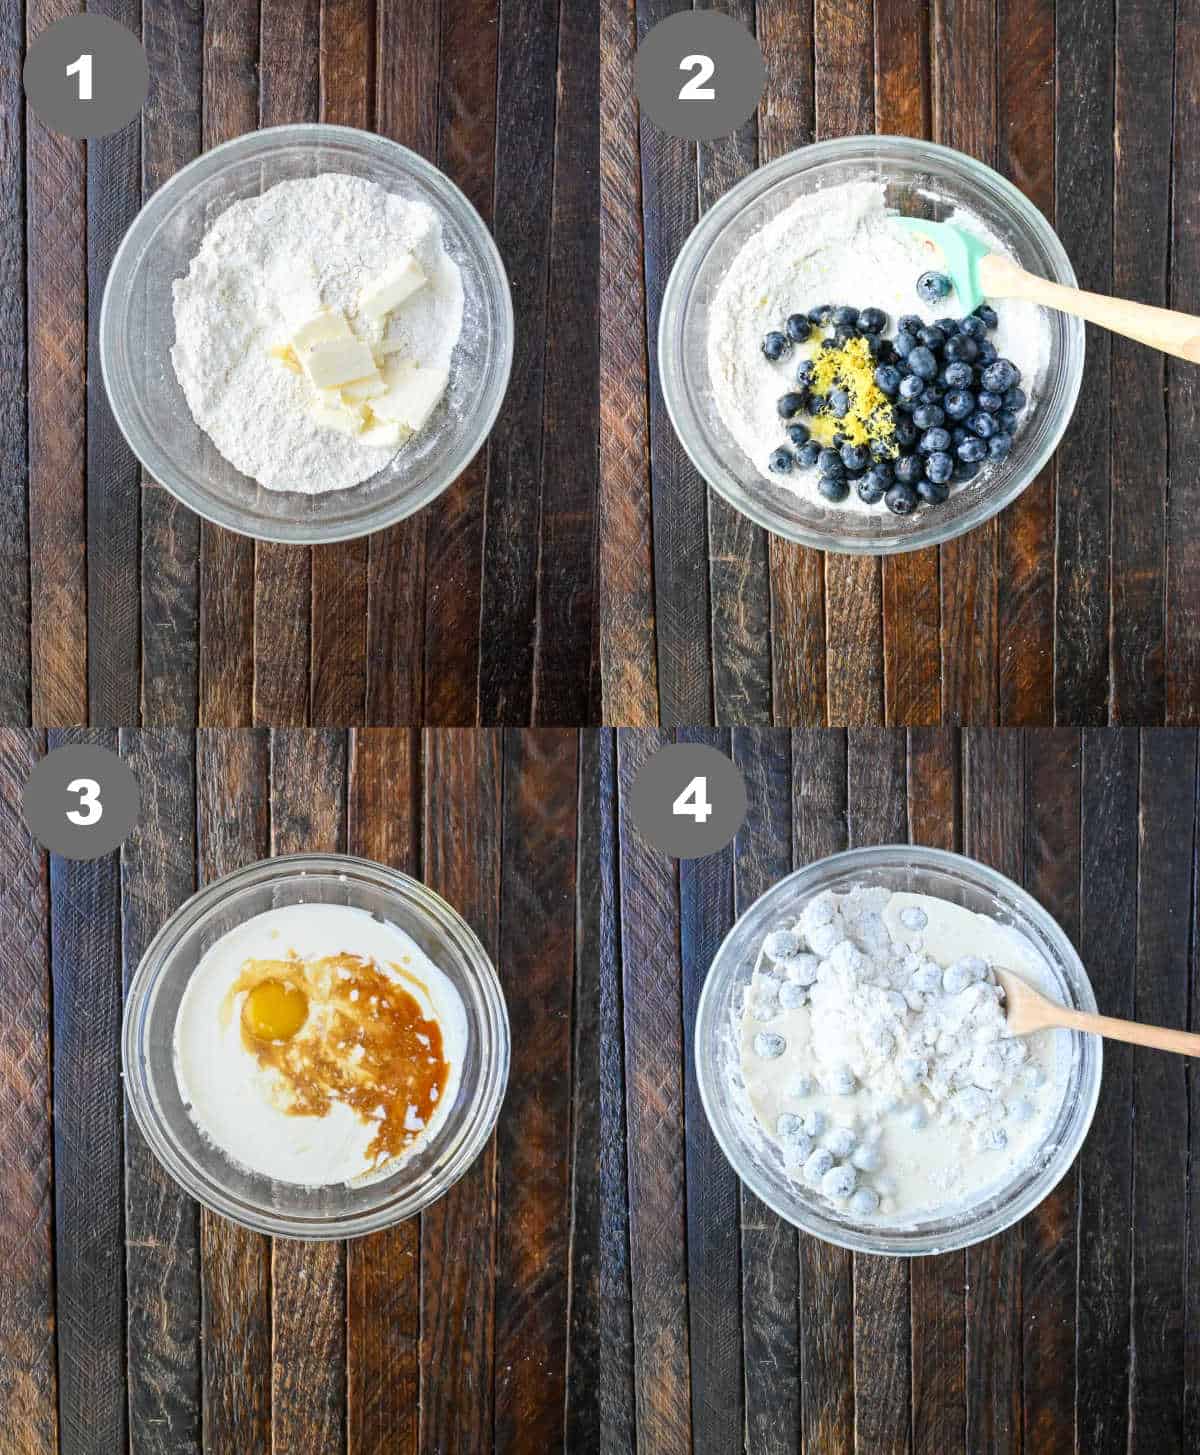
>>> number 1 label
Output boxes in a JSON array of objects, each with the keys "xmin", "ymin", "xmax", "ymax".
[{"xmin": 66, "ymin": 52, "xmax": 93, "ymax": 101}]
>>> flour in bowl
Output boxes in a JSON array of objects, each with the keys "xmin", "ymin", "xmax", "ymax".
[{"xmin": 172, "ymin": 173, "xmax": 464, "ymax": 495}]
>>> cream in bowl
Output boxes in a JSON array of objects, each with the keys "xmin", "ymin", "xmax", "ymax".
[{"xmin": 174, "ymin": 902, "xmax": 468, "ymax": 1187}]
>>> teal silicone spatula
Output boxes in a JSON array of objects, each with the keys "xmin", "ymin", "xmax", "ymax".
[{"xmin": 895, "ymin": 216, "xmax": 1200, "ymax": 364}]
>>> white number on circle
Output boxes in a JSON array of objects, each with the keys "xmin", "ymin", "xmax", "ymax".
[
  {"xmin": 66, "ymin": 52, "xmax": 93, "ymax": 101},
  {"xmin": 66, "ymin": 777, "xmax": 103, "ymax": 826},
  {"xmin": 678, "ymin": 53, "xmax": 716, "ymax": 101},
  {"xmin": 672, "ymin": 775, "xmax": 713, "ymax": 823}
]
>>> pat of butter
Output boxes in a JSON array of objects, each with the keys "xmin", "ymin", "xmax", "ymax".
[
  {"xmin": 302, "ymin": 337, "xmax": 379, "ymax": 390},
  {"xmin": 291, "ymin": 308, "xmax": 352, "ymax": 352},
  {"xmin": 360, "ymin": 418, "xmax": 407, "ymax": 450},
  {"xmin": 342, "ymin": 374, "xmax": 388, "ymax": 402},
  {"xmin": 359, "ymin": 255, "xmax": 427, "ymax": 319},
  {"xmin": 372, "ymin": 359, "xmax": 449, "ymax": 433}
]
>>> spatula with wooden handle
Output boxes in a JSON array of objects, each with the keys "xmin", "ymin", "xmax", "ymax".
[
  {"xmin": 895, "ymin": 217, "xmax": 1200, "ymax": 364},
  {"xmin": 993, "ymin": 966, "xmax": 1200, "ymax": 1057}
]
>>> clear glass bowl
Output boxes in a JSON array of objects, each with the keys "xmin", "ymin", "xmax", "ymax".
[
  {"xmin": 659, "ymin": 136, "xmax": 1085, "ymax": 553},
  {"xmin": 123, "ymin": 853, "xmax": 510, "ymax": 1239},
  {"xmin": 100, "ymin": 124, "xmax": 514, "ymax": 543},
  {"xmin": 695, "ymin": 846, "xmax": 1101, "ymax": 1255}
]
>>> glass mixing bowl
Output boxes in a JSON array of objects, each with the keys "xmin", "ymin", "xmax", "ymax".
[
  {"xmin": 659, "ymin": 136, "xmax": 1084, "ymax": 553},
  {"xmin": 123, "ymin": 854, "xmax": 509, "ymax": 1239},
  {"xmin": 695, "ymin": 846, "xmax": 1101, "ymax": 1255},
  {"xmin": 101, "ymin": 124, "xmax": 513, "ymax": 543}
]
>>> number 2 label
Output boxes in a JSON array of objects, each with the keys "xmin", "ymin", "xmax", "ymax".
[
  {"xmin": 66, "ymin": 52, "xmax": 93, "ymax": 101},
  {"xmin": 66, "ymin": 777, "xmax": 103, "ymax": 827},
  {"xmin": 673, "ymin": 776, "xmax": 713, "ymax": 823},
  {"xmin": 678, "ymin": 53, "xmax": 715, "ymax": 101}
]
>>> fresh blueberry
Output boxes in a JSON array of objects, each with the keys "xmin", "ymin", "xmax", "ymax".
[
  {"xmin": 818, "ymin": 448, "xmax": 845, "ymax": 477},
  {"xmin": 831, "ymin": 305, "xmax": 860, "ymax": 327},
  {"xmin": 898, "ymin": 313, "xmax": 924, "ymax": 335},
  {"xmin": 988, "ymin": 432, "xmax": 1013, "ymax": 460},
  {"xmin": 954, "ymin": 458, "xmax": 982, "ymax": 482},
  {"xmin": 795, "ymin": 359, "xmax": 816, "ymax": 389},
  {"xmin": 818, "ymin": 473, "xmax": 851, "ymax": 503},
  {"xmin": 893, "ymin": 453, "xmax": 924, "ymax": 486},
  {"xmin": 975, "ymin": 338, "xmax": 998, "ymax": 365},
  {"xmin": 874, "ymin": 338, "xmax": 897, "ymax": 365},
  {"xmin": 893, "ymin": 416, "xmax": 919, "ymax": 449},
  {"xmin": 807, "ymin": 304, "xmax": 833, "ymax": 325},
  {"xmin": 923, "ymin": 451, "xmax": 953, "ymax": 485},
  {"xmin": 778, "ymin": 982, "xmax": 807, "ymax": 1009},
  {"xmin": 796, "ymin": 440, "xmax": 822, "ymax": 468},
  {"xmin": 790, "ymin": 1073, "xmax": 816, "ymax": 1097},
  {"xmin": 834, "ymin": 322, "xmax": 861, "ymax": 343},
  {"xmin": 918, "ymin": 325, "xmax": 946, "ymax": 351},
  {"xmin": 917, "ymin": 477, "xmax": 950, "ymax": 504},
  {"xmin": 808, "ymin": 392, "xmax": 826, "ymax": 415},
  {"xmin": 897, "ymin": 375, "xmax": 925, "ymax": 405},
  {"xmin": 764, "ymin": 928, "xmax": 803, "ymax": 959},
  {"xmin": 898, "ymin": 1055, "xmax": 928, "ymax": 1086},
  {"xmin": 786, "ymin": 422, "xmax": 811, "ymax": 448},
  {"xmin": 916, "ymin": 270, "xmax": 953, "ymax": 305},
  {"xmin": 981, "ymin": 358, "xmax": 1020, "ymax": 393},
  {"xmin": 893, "ymin": 330, "xmax": 916, "ymax": 358},
  {"xmin": 777, "ymin": 1112, "xmax": 805, "ymax": 1138},
  {"xmin": 825, "ymin": 1127, "xmax": 856, "ymax": 1159},
  {"xmin": 956, "ymin": 437, "xmax": 987, "ymax": 464},
  {"xmin": 958, "ymin": 314, "xmax": 987, "ymax": 339},
  {"xmin": 911, "ymin": 963, "xmax": 942, "ymax": 993},
  {"xmin": 803, "ymin": 1148, "xmax": 836, "ymax": 1185},
  {"xmin": 913, "ymin": 404, "xmax": 946, "ymax": 431},
  {"xmin": 777, "ymin": 392, "xmax": 804, "ymax": 419},
  {"xmin": 943, "ymin": 388, "xmax": 975, "ymax": 420},
  {"xmin": 851, "ymin": 1143, "xmax": 882, "ymax": 1172},
  {"xmin": 1003, "ymin": 386, "xmax": 1027, "ymax": 412},
  {"xmin": 997, "ymin": 408, "xmax": 1019, "ymax": 434},
  {"xmin": 820, "ymin": 338, "xmax": 840, "ymax": 352},
  {"xmin": 908, "ymin": 346, "xmax": 938, "ymax": 380},
  {"xmin": 941, "ymin": 361, "xmax": 974, "ymax": 390},
  {"xmin": 975, "ymin": 390, "xmax": 1002, "ymax": 413},
  {"xmin": 840, "ymin": 442, "xmax": 870, "ymax": 471},
  {"xmin": 849, "ymin": 1186, "xmax": 880, "ymax": 1217},
  {"xmin": 944, "ymin": 334, "xmax": 978, "ymax": 363},
  {"xmin": 973, "ymin": 302, "xmax": 999, "ymax": 328},
  {"xmin": 886, "ymin": 482, "xmax": 919, "ymax": 515},
  {"xmin": 821, "ymin": 1164, "xmax": 858, "ymax": 1200},
  {"xmin": 827, "ymin": 1067, "xmax": 857, "ymax": 1096},
  {"xmin": 785, "ymin": 312, "xmax": 812, "ymax": 343},
  {"xmin": 768, "ymin": 448, "xmax": 794, "ymax": 475},
  {"xmin": 858, "ymin": 306, "xmax": 887, "ymax": 333},
  {"xmin": 936, "ymin": 315, "xmax": 960, "ymax": 334},
  {"xmin": 858, "ymin": 463, "xmax": 893, "ymax": 504},
  {"xmin": 968, "ymin": 410, "xmax": 998, "ymax": 439},
  {"xmin": 918, "ymin": 426, "xmax": 952, "ymax": 455},
  {"xmin": 753, "ymin": 1031, "xmax": 786, "ymax": 1058},
  {"xmin": 873, "ymin": 364, "xmax": 902, "ymax": 395},
  {"xmin": 787, "ymin": 953, "xmax": 820, "ymax": 986},
  {"xmin": 829, "ymin": 387, "xmax": 851, "ymax": 418},
  {"xmin": 762, "ymin": 330, "xmax": 790, "ymax": 361}
]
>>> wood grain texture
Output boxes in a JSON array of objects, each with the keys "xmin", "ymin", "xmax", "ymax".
[
  {"xmin": 269, "ymin": 729, "xmax": 349, "ymax": 1455},
  {"xmin": 0, "ymin": 732, "xmax": 56, "ymax": 1454},
  {"xmin": 119, "ymin": 730, "xmax": 202, "ymax": 1455}
]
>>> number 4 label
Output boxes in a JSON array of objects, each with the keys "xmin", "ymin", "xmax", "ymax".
[
  {"xmin": 66, "ymin": 53, "xmax": 93, "ymax": 101},
  {"xmin": 673, "ymin": 775, "xmax": 713, "ymax": 823}
]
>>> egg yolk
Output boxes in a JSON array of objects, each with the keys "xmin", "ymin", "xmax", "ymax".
[{"xmin": 242, "ymin": 978, "xmax": 309, "ymax": 1043}]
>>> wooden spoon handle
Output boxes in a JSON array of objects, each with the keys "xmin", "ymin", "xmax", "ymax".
[
  {"xmin": 979, "ymin": 254, "xmax": 1200, "ymax": 364},
  {"xmin": 1052, "ymin": 1004, "xmax": 1200, "ymax": 1057}
]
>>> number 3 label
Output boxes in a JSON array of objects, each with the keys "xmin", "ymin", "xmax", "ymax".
[
  {"xmin": 678, "ymin": 53, "xmax": 715, "ymax": 101},
  {"xmin": 673, "ymin": 776, "xmax": 713, "ymax": 823},
  {"xmin": 66, "ymin": 777, "xmax": 103, "ymax": 826},
  {"xmin": 66, "ymin": 52, "xmax": 93, "ymax": 100}
]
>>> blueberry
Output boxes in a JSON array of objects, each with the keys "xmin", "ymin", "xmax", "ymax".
[
  {"xmin": 976, "ymin": 1125, "xmax": 1008, "ymax": 1152},
  {"xmin": 785, "ymin": 312, "xmax": 812, "ymax": 343},
  {"xmin": 943, "ymin": 388, "xmax": 975, "ymax": 420},
  {"xmin": 893, "ymin": 417, "xmax": 918, "ymax": 449},
  {"xmin": 818, "ymin": 448, "xmax": 844, "ymax": 476},
  {"xmin": 849, "ymin": 1186, "xmax": 880, "ymax": 1217},
  {"xmin": 981, "ymin": 358, "xmax": 1020, "ymax": 393},
  {"xmin": 908, "ymin": 346, "xmax": 938, "ymax": 380},
  {"xmin": 831, "ymin": 305, "xmax": 860, "ymax": 327},
  {"xmin": 913, "ymin": 405, "xmax": 946, "ymax": 432},
  {"xmin": 936, "ymin": 315, "xmax": 960, "ymax": 334},
  {"xmin": 975, "ymin": 390, "xmax": 1002, "ymax": 413},
  {"xmin": 956, "ymin": 436, "xmax": 986, "ymax": 464},
  {"xmin": 944, "ymin": 334, "xmax": 978, "ymax": 363},
  {"xmin": 762, "ymin": 330, "xmax": 790, "ymax": 361},
  {"xmin": 777, "ymin": 1112, "xmax": 805, "ymax": 1138},
  {"xmin": 834, "ymin": 322, "xmax": 860, "ymax": 343},
  {"xmin": 911, "ymin": 963, "xmax": 941, "ymax": 993},
  {"xmin": 893, "ymin": 330, "xmax": 916, "ymax": 359},
  {"xmin": 818, "ymin": 473, "xmax": 850, "ymax": 503},
  {"xmin": 916, "ymin": 270, "xmax": 953, "ymax": 305},
  {"xmin": 1004, "ymin": 386, "xmax": 1027, "ymax": 412},
  {"xmin": 898, "ymin": 314, "xmax": 924, "ymax": 335},
  {"xmin": 873, "ymin": 364, "xmax": 902, "ymax": 395},
  {"xmin": 923, "ymin": 451, "xmax": 953, "ymax": 486},
  {"xmin": 786, "ymin": 422, "xmax": 811, "ymax": 448},
  {"xmin": 808, "ymin": 393, "xmax": 826, "ymax": 415},
  {"xmin": 851, "ymin": 1143, "xmax": 882, "ymax": 1172},
  {"xmin": 941, "ymin": 361, "xmax": 974, "ymax": 390},
  {"xmin": 858, "ymin": 463, "xmax": 893, "ymax": 504},
  {"xmin": 827, "ymin": 1067, "xmax": 857, "ymax": 1096},
  {"xmin": 840, "ymin": 442, "xmax": 869, "ymax": 471},
  {"xmin": 954, "ymin": 458, "xmax": 982, "ymax": 482},
  {"xmin": 968, "ymin": 410, "xmax": 998, "ymax": 439},
  {"xmin": 886, "ymin": 483, "xmax": 919, "ymax": 515},
  {"xmin": 858, "ymin": 306, "xmax": 887, "ymax": 333},
  {"xmin": 829, "ymin": 387, "xmax": 851, "ymax": 418},
  {"xmin": 975, "ymin": 338, "xmax": 998, "ymax": 365},
  {"xmin": 803, "ymin": 1148, "xmax": 835, "ymax": 1185},
  {"xmin": 973, "ymin": 302, "xmax": 999, "ymax": 328},
  {"xmin": 807, "ymin": 304, "xmax": 833, "ymax": 325},
  {"xmin": 790, "ymin": 1073, "xmax": 816, "ymax": 1097},
  {"xmin": 820, "ymin": 338, "xmax": 840, "ymax": 352},
  {"xmin": 893, "ymin": 454, "xmax": 924, "ymax": 486},
  {"xmin": 988, "ymin": 432, "xmax": 1013, "ymax": 460},
  {"xmin": 918, "ymin": 326, "xmax": 946, "ymax": 351},
  {"xmin": 998, "ymin": 408, "xmax": 1019, "ymax": 434},
  {"xmin": 787, "ymin": 954, "xmax": 820, "ymax": 986},
  {"xmin": 768, "ymin": 448, "xmax": 794, "ymax": 475},
  {"xmin": 898, "ymin": 374, "xmax": 925, "ymax": 403},
  {"xmin": 1008, "ymin": 1097, "xmax": 1035, "ymax": 1123},
  {"xmin": 777, "ymin": 392, "xmax": 805, "ymax": 419},
  {"xmin": 821, "ymin": 1164, "xmax": 858, "ymax": 1200},
  {"xmin": 864, "ymin": 333, "xmax": 885, "ymax": 358},
  {"xmin": 898, "ymin": 1055, "xmax": 928, "ymax": 1086},
  {"xmin": 753, "ymin": 1031, "xmax": 787, "ymax": 1058},
  {"xmin": 797, "ymin": 440, "xmax": 822, "ymax": 468},
  {"xmin": 795, "ymin": 359, "xmax": 816, "ymax": 389},
  {"xmin": 918, "ymin": 427, "xmax": 951, "ymax": 455},
  {"xmin": 778, "ymin": 982, "xmax": 807, "ymax": 1009},
  {"xmin": 917, "ymin": 477, "xmax": 950, "ymax": 504},
  {"xmin": 825, "ymin": 1127, "xmax": 856, "ymax": 1158}
]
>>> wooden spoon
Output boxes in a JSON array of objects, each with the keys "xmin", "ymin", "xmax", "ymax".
[
  {"xmin": 994, "ymin": 966, "xmax": 1200, "ymax": 1057},
  {"xmin": 895, "ymin": 217, "xmax": 1200, "ymax": 364}
]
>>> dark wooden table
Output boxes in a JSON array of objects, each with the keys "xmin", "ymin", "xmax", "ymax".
[
  {"xmin": 3, "ymin": 0, "xmax": 598, "ymax": 730},
  {"xmin": 0, "ymin": 726, "xmax": 599, "ymax": 1454},
  {"xmin": 600, "ymin": 0, "xmax": 1199, "ymax": 728},
  {"xmin": 601, "ymin": 727, "xmax": 1198, "ymax": 1453}
]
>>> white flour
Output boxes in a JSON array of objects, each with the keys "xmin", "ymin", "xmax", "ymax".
[
  {"xmin": 738, "ymin": 887, "xmax": 1067, "ymax": 1222},
  {"xmin": 707, "ymin": 180, "xmax": 1051, "ymax": 509},
  {"xmin": 172, "ymin": 173, "xmax": 464, "ymax": 494}
]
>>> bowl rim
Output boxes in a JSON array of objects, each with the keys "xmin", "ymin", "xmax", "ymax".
[
  {"xmin": 99, "ymin": 121, "xmax": 515, "ymax": 544},
  {"xmin": 122, "ymin": 850, "xmax": 511, "ymax": 1239},
  {"xmin": 694, "ymin": 843, "xmax": 1103, "ymax": 1256},
  {"xmin": 658, "ymin": 133, "xmax": 1085, "ymax": 554}
]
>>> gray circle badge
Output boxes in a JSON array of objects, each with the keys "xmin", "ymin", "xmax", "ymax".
[
  {"xmin": 22, "ymin": 744, "xmax": 141, "ymax": 860},
  {"xmin": 629, "ymin": 743, "xmax": 748, "ymax": 859},
  {"xmin": 24, "ymin": 15, "xmax": 149, "ymax": 140},
  {"xmin": 635, "ymin": 11, "xmax": 765, "ymax": 142}
]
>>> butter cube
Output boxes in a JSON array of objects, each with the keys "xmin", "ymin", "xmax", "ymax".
[
  {"xmin": 342, "ymin": 373, "xmax": 387, "ymax": 402},
  {"xmin": 291, "ymin": 308, "xmax": 352, "ymax": 352},
  {"xmin": 359, "ymin": 255, "xmax": 427, "ymax": 319},
  {"xmin": 360, "ymin": 418, "xmax": 407, "ymax": 450},
  {"xmin": 302, "ymin": 336, "xmax": 378, "ymax": 390},
  {"xmin": 310, "ymin": 397, "xmax": 365, "ymax": 435},
  {"xmin": 372, "ymin": 359, "xmax": 449, "ymax": 433}
]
